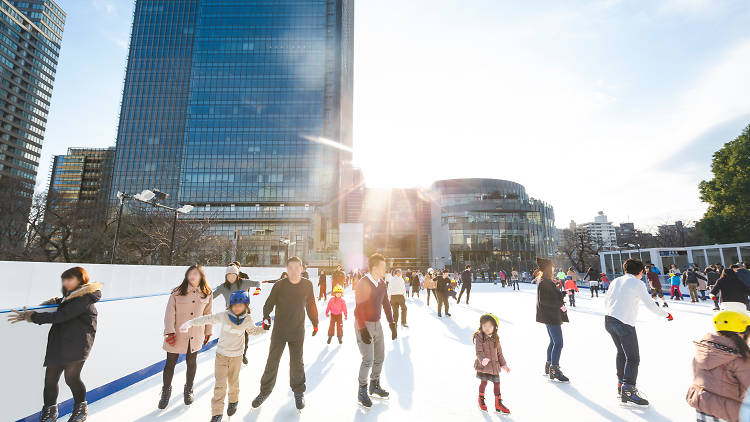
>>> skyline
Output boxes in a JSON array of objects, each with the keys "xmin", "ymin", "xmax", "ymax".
[{"xmin": 37, "ymin": 0, "xmax": 750, "ymax": 229}]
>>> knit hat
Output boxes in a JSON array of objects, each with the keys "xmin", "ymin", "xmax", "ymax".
[{"xmin": 226, "ymin": 265, "xmax": 239, "ymax": 275}]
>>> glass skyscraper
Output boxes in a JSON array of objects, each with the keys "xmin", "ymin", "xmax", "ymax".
[
  {"xmin": 0, "ymin": 0, "xmax": 64, "ymax": 198},
  {"xmin": 111, "ymin": 0, "xmax": 354, "ymax": 266}
]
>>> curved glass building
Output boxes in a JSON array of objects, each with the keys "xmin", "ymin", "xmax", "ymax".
[{"xmin": 430, "ymin": 178, "xmax": 555, "ymax": 272}]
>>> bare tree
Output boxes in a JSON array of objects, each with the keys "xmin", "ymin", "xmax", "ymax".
[{"xmin": 558, "ymin": 228, "xmax": 603, "ymax": 273}]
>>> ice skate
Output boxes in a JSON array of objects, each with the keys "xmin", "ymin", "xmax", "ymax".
[
  {"xmin": 620, "ymin": 384, "xmax": 649, "ymax": 407},
  {"xmin": 543, "ymin": 361, "xmax": 550, "ymax": 377},
  {"xmin": 68, "ymin": 402, "xmax": 88, "ymax": 422},
  {"xmin": 495, "ymin": 395, "xmax": 510, "ymax": 415},
  {"xmin": 549, "ymin": 365, "xmax": 569, "ymax": 383},
  {"xmin": 369, "ymin": 379, "xmax": 390, "ymax": 399},
  {"xmin": 358, "ymin": 384, "xmax": 372, "ymax": 408},
  {"xmin": 294, "ymin": 392, "xmax": 305, "ymax": 412},
  {"xmin": 338, "ymin": 336, "xmax": 343, "ymax": 344},
  {"xmin": 251, "ymin": 392, "xmax": 268, "ymax": 409},
  {"xmin": 327, "ymin": 336, "xmax": 332, "ymax": 344},
  {"xmin": 39, "ymin": 404, "xmax": 57, "ymax": 422},
  {"xmin": 478, "ymin": 393, "xmax": 487, "ymax": 411},
  {"xmin": 210, "ymin": 415, "xmax": 222, "ymax": 422},
  {"xmin": 157, "ymin": 385, "xmax": 171, "ymax": 410},
  {"xmin": 183, "ymin": 384, "xmax": 194, "ymax": 405},
  {"xmin": 227, "ymin": 401, "xmax": 238, "ymax": 416}
]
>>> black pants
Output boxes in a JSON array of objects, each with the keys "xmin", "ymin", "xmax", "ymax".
[
  {"xmin": 437, "ymin": 291, "xmax": 450, "ymax": 315},
  {"xmin": 512, "ymin": 280, "xmax": 520, "ymax": 290},
  {"xmin": 244, "ymin": 331, "xmax": 249, "ymax": 358},
  {"xmin": 44, "ymin": 360, "xmax": 86, "ymax": 406},
  {"xmin": 457, "ymin": 284, "xmax": 471, "ymax": 304},
  {"xmin": 568, "ymin": 291, "xmax": 576, "ymax": 307},
  {"xmin": 411, "ymin": 286, "xmax": 420, "ymax": 298},
  {"xmin": 604, "ymin": 316, "xmax": 640, "ymax": 386},
  {"xmin": 590, "ymin": 286, "xmax": 599, "ymax": 297},
  {"xmin": 260, "ymin": 336, "xmax": 306, "ymax": 395},
  {"xmin": 163, "ymin": 342, "xmax": 197, "ymax": 388}
]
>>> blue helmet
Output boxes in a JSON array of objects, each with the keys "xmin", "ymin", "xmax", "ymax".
[{"xmin": 229, "ymin": 290, "xmax": 250, "ymax": 306}]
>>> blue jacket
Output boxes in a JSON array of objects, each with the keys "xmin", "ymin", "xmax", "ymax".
[{"xmin": 669, "ymin": 273, "xmax": 681, "ymax": 286}]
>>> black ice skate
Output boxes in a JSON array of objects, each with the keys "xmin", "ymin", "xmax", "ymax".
[
  {"xmin": 549, "ymin": 365, "xmax": 570, "ymax": 383},
  {"xmin": 338, "ymin": 336, "xmax": 343, "ymax": 344},
  {"xmin": 662, "ymin": 302, "xmax": 669, "ymax": 308},
  {"xmin": 184, "ymin": 385, "xmax": 195, "ymax": 405},
  {"xmin": 227, "ymin": 401, "xmax": 238, "ymax": 416},
  {"xmin": 327, "ymin": 336, "xmax": 333, "ymax": 344},
  {"xmin": 68, "ymin": 402, "xmax": 88, "ymax": 422},
  {"xmin": 210, "ymin": 415, "xmax": 222, "ymax": 422},
  {"xmin": 39, "ymin": 404, "xmax": 57, "ymax": 422},
  {"xmin": 358, "ymin": 384, "xmax": 372, "ymax": 408},
  {"xmin": 369, "ymin": 379, "xmax": 390, "ymax": 398},
  {"xmin": 620, "ymin": 384, "xmax": 649, "ymax": 407},
  {"xmin": 617, "ymin": 382, "xmax": 622, "ymax": 398},
  {"xmin": 158, "ymin": 385, "xmax": 171, "ymax": 410},
  {"xmin": 251, "ymin": 393, "xmax": 268, "ymax": 409},
  {"xmin": 294, "ymin": 392, "xmax": 305, "ymax": 411},
  {"xmin": 544, "ymin": 361, "xmax": 550, "ymax": 377}
]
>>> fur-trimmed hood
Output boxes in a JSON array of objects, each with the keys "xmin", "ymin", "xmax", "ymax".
[{"xmin": 62, "ymin": 282, "xmax": 103, "ymax": 303}]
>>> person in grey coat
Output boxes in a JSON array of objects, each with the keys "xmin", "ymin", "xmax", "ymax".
[{"xmin": 214, "ymin": 265, "xmax": 260, "ymax": 364}]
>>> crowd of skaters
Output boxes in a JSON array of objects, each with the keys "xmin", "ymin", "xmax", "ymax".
[{"xmin": 7, "ymin": 255, "xmax": 750, "ymax": 422}]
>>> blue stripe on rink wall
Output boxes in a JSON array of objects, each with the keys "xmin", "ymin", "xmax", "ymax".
[
  {"xmin": 15, "ymin": 339, "xmax": 219, "ymax": 422},
  {"xmin": 0, "ymin": 292, "xmax": 172, "ymax": 314}
]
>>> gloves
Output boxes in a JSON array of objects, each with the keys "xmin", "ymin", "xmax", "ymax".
[
  {"xmin": 501, "ymin": 365, "xmax": 511, "ymax": 373},
  {"xmin": 165, "ymin": 333, "xmax": 176, "ymax": 346},
  {"xmin": 253, "ymin": 287, "xmax": 262, "ymax": 296},
  {"xmin": 359, "ymin": 327, "xmax": 372, "ymax": 344},
  {"xmin": 262, "ymin": 317, "xmax": 271, "ymax": 331},
  {"xmin": 481, "ymin": 358, "xmax": 490, "ymax": 366},
  {"xmin": 179, "ymin": 322, "xmax": 191, "ymax": 333},
  {"xmin": 203, "ymin": 335, "xmax": 210, "ymax": 346},
  {"xmin": 390, "ymin": 322, "xmax": 398, "ymax": 340},
  {"xmin": 312, "ymin": 326, "xmax": 318, "ymax": 336},
  {"xmin": 7, "ymin": 307, "xmax": 33, "ymax": 324},
  {"xmin": 666, "ymin": 313, "xmax": 674, "ymax": 321},
  {"xmin": 39, "ymin": 297, "xmax": 58, "ymax": 306}
]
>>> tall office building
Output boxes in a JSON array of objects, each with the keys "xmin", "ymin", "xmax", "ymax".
[
  {"xmin": 111, "ymin": 0, "xmax": 354, "ymax": 266},
  {"xmin": 47, "ymin": 147, "xmax": 114, "ymax": 210},
  {"xmin": 0, "ymin": 0, "xmax": 65, "ymax": 198}
]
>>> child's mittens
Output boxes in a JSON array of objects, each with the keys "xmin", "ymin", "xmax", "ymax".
[
  {"xmin": 179, "ymin": 321, "xmax": 191, "ymax": 333},
  {"xmin": 165, "ymin": 333, "xmax": 176, "ymax": 346},
  {"xmin": 481, "ymin": 358, "xmax": 490, "ymax": 366},
  {"xmin": 501, "ymin": 365, "xmax": 511, "ymax": 373}
]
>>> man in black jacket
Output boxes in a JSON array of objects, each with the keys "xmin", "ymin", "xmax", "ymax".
[
  {"xmin": 252, "ymin": 257, "xmax": 318, "ymax": 411},
  {"xmin": 682, "ymin": 266, "xmax": 707, "ymax": 303},
  {"xmin": 435, "ymin": 270, "xmax": 451, "ymax": 317},
  {"xmin": 457, "ymin": 264, "xmax": 473, "ymax": 304}
]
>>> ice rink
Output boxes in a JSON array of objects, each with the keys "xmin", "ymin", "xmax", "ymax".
[{"xmin": 88, "ymin": 282, "xmax": 713, "ymax": 421}]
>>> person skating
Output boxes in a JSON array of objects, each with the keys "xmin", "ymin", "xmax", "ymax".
[
  {"xmin": 710, "ymin": 266, "xmax": 750, "ymax": 310},
  {"xmin": 511, "ymin": 268, "xmax": 520, "ymax": 291},
  {"xmin": 646, "ymin": 265, "xmax": 668, "ymax": 308},
  {"xmin": 388, "ymin": 268, "xmax": 408, "ymax": 328},
  {"xmin": 457, "ymin": 265, "xmax": 473, "ymax": 304},
  {"xmin": 354, "ymin": 253, "xmax": 397, "ymax": 408},
  {"xmin": 600, "ymin": 273, "xmax": 610, "ymax": 294},
  {"xmin": 669, "ymin": 269, "xmax": 683, "ymax": 300},
  {"xmin": 252, "ymin": 257, "xmax": 318, "ymax": 411},
  {"xmin": 214, "ymin": 265, "xmax": 260, "ymax": 365},
  {"xmin": 410, "ymin": 272, "xmax": 421, "ymax": 299},
  {"xmin": 564, "ymin": 276, "xmax": 579, "ymax": 307},
  {"xmin": 318, "ymin": 270, "xmax": 327, "ymax": 301},
  {"xmin": 326, "ymin": 285, "xmax": 348, "ymax": 344},
  {"xmin": 8, "ymin": 267, "xmax": 102, "ymax": 422},
  {"xmin": 161, "ymin": 265, "xmax": 213, "ymax": 409},
  {"xmin": 584, "ymin": 267, "xmax": 599, "ymax": 298},
  {"xmin": 435, "ymin": 270, "xmax": 451, "ymax": 317},
  {"xmin": 686, "ymin": 310, "xmax": 750, "ymax": 422},
  {"xmin": 683, "ymin": 266, "xmax": 707, "ymax": 303},
  {"xmin": 424, "ymin": 269, "xmax": 437, "ymax": 306},
  {"xmin": 604, "ymin": 259, "xmax": 673, "ymax": 407},
  {"xmin": 706, "ymin": 266, "xmax": 721, "ymax": 310},
  {"xmin": 536, "ymin": 258, "xmax": 570, "ymax": 383},
  {"xmin": 473, "ymin": 313, "xmax": 511, "ymax": 414},
  {"xmin": 179, "ymin": 291, "xmax": 266, "ymax": 422}
]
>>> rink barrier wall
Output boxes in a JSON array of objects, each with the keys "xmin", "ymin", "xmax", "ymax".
[{"xmin": 0, "ymin": 261, "xmax": 300, "ymax": 422}]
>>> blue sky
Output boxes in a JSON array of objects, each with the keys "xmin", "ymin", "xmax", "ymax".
[{"xmin": 42, "ymin": 0, "xmax": 750, "ymax": 228}]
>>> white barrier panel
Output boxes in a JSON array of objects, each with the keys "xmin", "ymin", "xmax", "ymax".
[{"xmin": 0, "ymin": 261, "xmax": 318, "ymax": 421}]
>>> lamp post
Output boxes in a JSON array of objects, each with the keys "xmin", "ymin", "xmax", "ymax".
[{"xmin": 111, "ymin": 189, "xmax": 156, "ymax": 264}]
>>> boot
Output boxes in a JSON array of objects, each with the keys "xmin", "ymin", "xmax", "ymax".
[
  {"xmin": 68, "ymin": 402, "xmax": 88, "ymax": 422},
  {"xmin": 358, "ymin": 384, "xmax": 372, "ymax": 408},
  {"xmin": 227, "ymin": 401, "xmax": 238, "ymax": 416},
  {"xmin": 251, "ymin": 392, "xmax": 267, "ymax": 409},
  {"xmin": 183, "ymin": 385, "xmax": 194, "ymax": 405},
  {"xmin": 543, "ymin": 361, "xmax": 550, "ymax": 377},
  {"xmin": 495, "ymin": 395, "xmax": 510, "ymax": 414},
  {"xmin": 327, "ymin": 336, "xmax": 332, "ymax": 344},
  {"xmin": 549, "ymin": 365, "xmax": 569, "ymax": 383},
  {"xmin": 158, "ymin": 385, "xmax": 171, "ymax": 409},
  {"xmin": 478, "ymin": 393, "xmax": 487, "ymax": 411},
  {"xmin": 40, "ymin": 405, "xmax": 58, "ymax": 422},
  {"xmin": 369, "ymin": 379, "xmax": 389, "ymax": 398},
  {"xmin": 621, "ymin": 384, "xmax": 649, "ymax": 406},
  {"xmin": 338, "ymin": 336, "xmax": 342, "ymax": 344},
  {"xmin": 617, "ymin": 381, "xmax": 622, "ymax": 397},
  {"xmin": 210, "ymin": 416, "xmax": 222, "ymax": 422},
  {"xmin": 294, "ymin": 392, "xmax": 305, "ymax": 410},
  {"xmin": 663, "ymin": 302, "xmax": 669, "ymax": 308}
]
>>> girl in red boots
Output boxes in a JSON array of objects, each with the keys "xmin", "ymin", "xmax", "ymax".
[{"xmin": 473, "ymin": 313, "xmax": 511, "ymax": 414}]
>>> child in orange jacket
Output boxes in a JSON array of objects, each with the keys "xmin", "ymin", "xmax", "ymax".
[{"xmin": 564, "ymin": 276, "xmax": 579, "ymax": 307}]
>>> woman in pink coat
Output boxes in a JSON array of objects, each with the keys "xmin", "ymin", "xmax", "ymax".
[{"xmin": 158, "ymin": 265, "xmax": 213, "ymax": 410}]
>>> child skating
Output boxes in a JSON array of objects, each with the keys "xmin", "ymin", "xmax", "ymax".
[
  {"xmin": 564, "ymin": 276, "xmax": 579, "ymax": 307},
  {"xmin": 473, "ymin": 313, "xmax": 511, "ymax": 414},
  {"xmin": 325, "ymin": 285, "xmax": 348, "ymax": 344},
  {"xmin": 180, "ymin": 290, "xmax": 266, "ymax": 422}
]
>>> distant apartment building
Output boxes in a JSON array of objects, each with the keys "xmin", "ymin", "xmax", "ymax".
[
  {"xmin": 47, "ymin": 147, "xmax": 114, "ymax": 211},
  {"xmin": 579, "ymin": 211, "xmax": 617, "ymax": 249}
]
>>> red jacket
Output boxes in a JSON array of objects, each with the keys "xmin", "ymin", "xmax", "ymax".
[
  {"xmin": 325, "ymin": 296, "xmax": 347, "ymax": 318},
  {"xmin": 564, "ymin": 280, "xmax": 579, "ymax": 292}
]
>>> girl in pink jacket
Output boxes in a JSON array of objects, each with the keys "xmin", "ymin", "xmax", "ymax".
[{"xmin": 325, "ymin": 285, "xmax": 348, "ymax": 344}]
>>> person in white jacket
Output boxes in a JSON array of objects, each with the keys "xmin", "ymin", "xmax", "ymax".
[
  {"xmin": 180, "ymin": 290, "xmax": 266, "ymax": 421},
  {"xmin": 604, "ymin": 259, "xmax": 673, "ymax": 408},
  {"xmin": 388, "ymin": 268, "xmax": 408, "ymax": 328}
]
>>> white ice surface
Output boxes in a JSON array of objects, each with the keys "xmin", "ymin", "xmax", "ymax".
[{"xmin": 89, "ymin": 283, "xmax": 713, "ymax": 421}]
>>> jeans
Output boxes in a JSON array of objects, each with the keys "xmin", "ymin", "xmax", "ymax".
[
  {"xmin": 356, "ymin": 321, "xmax": 385, "ymax": 386},
  {"xmin": 545, "ymin": 324, "xmax": 563, "ymax": 365},
  {"xmin": 512, "ymin": 280, "xmax": 520, "ymax": 290},
  {"xmin": 604, "ymin": 315, "xmax": 640, "ymax": 385},
  {"xmin": 457, "ymin": 284, "xmax": 471, "ymax": 303},
  {"xmin": 44, "ymin": 360, "xmax": 86, "ymax": 406}
]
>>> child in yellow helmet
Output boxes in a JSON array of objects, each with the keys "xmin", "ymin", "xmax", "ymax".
[
  {"xmin": 325, "ymin": 285, "xmax": 347, "ymax": 344},
  {"xmin": 687, "ymin": 310, "xmax": 750, "ymax": 422}
]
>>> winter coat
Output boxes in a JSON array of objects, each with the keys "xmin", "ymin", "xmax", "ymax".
[
  {"xmin": 684, "ymin": 270, "xmax": 707, "ymax": 286},
  {"xmin": 564, "ymin": 279, "xmax": 579, "ymax": 292},
  {"xmin": 326, "ymin": 296, "xmax": 348, "ymax": 318},
  {"xmin": 686, "ymin": 333, "xmax": 750, "ymax": 422},
  {"xmin": 698, "ymin": 273, "xmax": 708, "ymax": 290},
  {"xmin": 213, "ymin": 279, "xmax": 260, "ymax": 308},
  {"xmin": 669, "ymin": 272, "xmax": 682, "ymax": 286},
  {"xmin": 387, "ymin": 275, "xmax": 407, "ymax": 296},
  {"xmin": 164, "ymin": 287, "xmax": 213, "ymax": 354},
  {"xmin": 647, "ymin": 270, "xmax": 661, "ymax": 290},
  {"xmin": 435, "ymin": 275, "xmax": 450, "ymax": 294},
  {"xmin": 536, "ymin": 278, "xmax": 569, "ymax": 325},
  {"xmin": 707, "ymin": 270, "xmax": 720, "ymax": 287},
  {"xmin": 424, "ymin": 274, "xmax": 437, "ymax": 290},
  {"xmin": 185, "ymin": 311, "xmax": 264, "ymax": 357},
  {"xmin": 474, "ymin": 332, "xmax": 506, "ymax": 376},
  {"xmin": 31, "ymin": 282, "xmax": 102, "ymax": 367},
  {"xmin": 711, "ymin": 273, "xmax": 750, "ymax": 305}
]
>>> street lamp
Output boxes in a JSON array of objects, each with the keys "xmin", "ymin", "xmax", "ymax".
[
  {"xmin": 112, "ymin": 189, "xmax": 156, "ymax": 264},
  {"xmin": 279, "ymin": 238, "xmax": 296, "ymax": 261}
]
